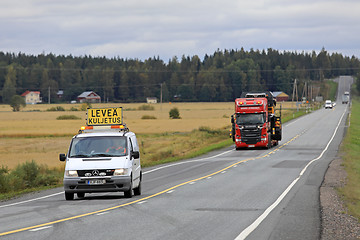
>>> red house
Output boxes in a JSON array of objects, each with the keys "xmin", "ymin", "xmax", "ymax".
[{"xmin": 77, "ymin": 91, "xmax": 101, "ymax": 103}]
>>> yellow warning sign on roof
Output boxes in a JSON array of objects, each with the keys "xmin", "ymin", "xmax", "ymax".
[{"xmin": 87, "ymin": 107, "xmax": 123, "ymax": 126}]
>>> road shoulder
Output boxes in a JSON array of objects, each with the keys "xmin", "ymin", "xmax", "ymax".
[{"xmin": 320, "ymin": 156, "xmax": 360, "ymax": 239}]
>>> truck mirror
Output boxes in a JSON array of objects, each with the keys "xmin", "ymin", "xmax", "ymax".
[
  {"xmin": 231, "ymin": 115, "xmax": 234, "ymax": 124},
  {"xmin": 131, "ymin": 151, "xmax": 140, "ymax": 159},
  {"xmin": 59, "ymin": 153, "xmax": 66, "ymax": 161}
]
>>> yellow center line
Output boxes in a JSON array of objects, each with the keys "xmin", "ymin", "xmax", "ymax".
[{"xmin": 0, "ymin": 133, "xmax": 304, "ymax": 237}]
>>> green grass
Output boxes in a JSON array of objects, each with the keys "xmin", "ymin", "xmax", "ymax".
[
  {"xmin": 0, "ymin": 161, "xmax": 63, "ymax": 200},
  {"xmin": 338, "ymin": 98, "xmax": 360, "ymax": 221},
  {"xmin": 281, "ymin": 109, "xmax": 308, "ymax": 123},
  {"xmin": 328, "ymin": 80, "xmax": 338, "ymax": 101}
]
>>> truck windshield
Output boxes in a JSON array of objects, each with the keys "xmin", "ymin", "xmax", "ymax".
[
  {"xmin": 69, "ymin": 136, "xmax": 127, "ymax": 158},
  {"xmin": 236, "ymin": 113, "xmax": 265, "ymax": 125}
]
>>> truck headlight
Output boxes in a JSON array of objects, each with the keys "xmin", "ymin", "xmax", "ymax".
[
  {"xmin": 114, "ymin": 168, "xmax": 128, "ymax": 176},
  {"xmin": 65, "ymin": 170, "xmax": 78, "ymax": 177}
]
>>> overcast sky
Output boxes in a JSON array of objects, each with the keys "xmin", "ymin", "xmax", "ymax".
[{"xmin": 1, "ymin": 0, "xmax": 360, "ymax": 61}]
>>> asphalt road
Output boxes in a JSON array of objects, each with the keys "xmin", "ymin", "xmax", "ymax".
[{"xmin": 0, "ymin": 76, "xmax": 352, "ymax": 240}]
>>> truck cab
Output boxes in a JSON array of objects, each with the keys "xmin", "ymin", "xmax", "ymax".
[
  {"xmin": 59, "ymin": 108, "xmax": 141, "ymax": 200},
  {"xmin": 231, "ymin": 92, "xmax": 281, "ymax": 150}
]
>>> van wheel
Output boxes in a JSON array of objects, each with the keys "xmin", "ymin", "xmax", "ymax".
[
  {"xmin": 77, "ymin": 192, "xmax": 85, "ymax": 199},
  {"xmin": 65, "ymin": 192, "xmax": 74, "ymax": 200},
  {"xmin": 124, "ymin": 181, "xmax": 133, "ymax": 198},
  {"xmin": 134, "ymin": 181, "xmax": 141, "ymax": 196}
]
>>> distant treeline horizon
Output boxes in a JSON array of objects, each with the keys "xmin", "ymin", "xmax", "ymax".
[{"xmin": 1, "ymin": 47, "xmax": 359, "ymax": 104}]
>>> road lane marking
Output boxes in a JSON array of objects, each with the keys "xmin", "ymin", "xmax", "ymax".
[
  {"xmin": 29, "ymin": 226, "xmax": 52, "ymax": 232},
  {"xmin": 96, "ymin": 212, "xmax": 109, "ymax": 216},
  {"xmin": 0, "ymin": 192, "xmax": 64, "ymax": 209},
  {"xmin": 235, "ymin": 106, "xmax": 347, "ymax": 240}
]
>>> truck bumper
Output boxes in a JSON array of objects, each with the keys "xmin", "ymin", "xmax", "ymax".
[{"xmin": 235, "ymin": 138, "xmax": 268, "ymax": 148}]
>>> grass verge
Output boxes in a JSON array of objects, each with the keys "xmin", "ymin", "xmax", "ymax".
[
  {"xmin": 338, "ymin": 98, "xmax": 360, "ymax": 221},
  {"xmin": 0, "ymin": 161, "xmax": 63, "ymax": 201}
]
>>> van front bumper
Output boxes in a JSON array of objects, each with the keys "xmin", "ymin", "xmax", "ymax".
[{"xmin": 63, "ymin": 176, "xmax": 131, "ymax": 193}]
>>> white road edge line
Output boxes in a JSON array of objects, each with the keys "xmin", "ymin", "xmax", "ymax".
[
  {"xmin": 96, "ymin": 212, "xmax": 109, "ymax": 216},
  {"xmin": 235, "ymin": 107, "xmax": 347, "ymax": 240},
  {"xmin": 29, "ymin": 226, "xmax": 52, "ymax": 232},
  {"xmin": 0, "ymin": 192, "xmax": 64, "ymax": 208}
]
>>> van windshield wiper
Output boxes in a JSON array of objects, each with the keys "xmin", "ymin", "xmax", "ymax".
[
  {"xmin": 70, "ymin": 154, "xmax": 90, "ymax": 158},
  {"xmin": 91, "ymin": 153, "xmax": 114, "ymax": 157}
]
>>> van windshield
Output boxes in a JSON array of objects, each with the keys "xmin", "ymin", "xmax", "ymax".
[
  {"xmin": 236, "ymin": 113, "xmax": 265, "ymax": 125},
  {"xmin": 69, "ymin": 136, "xmax": 127, "ymax": 158}
]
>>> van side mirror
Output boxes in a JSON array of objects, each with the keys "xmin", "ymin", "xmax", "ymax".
[
  {"xmin": 59, "ymin": 153, "xmax": 66, "ymax": 161},
  {"xmin": 131, "ymin": 151, "xmax": 140, "ymax": 159},
  {"xmin": 231, "ymin": 115, "xmax": 234, "ymax": 124}
]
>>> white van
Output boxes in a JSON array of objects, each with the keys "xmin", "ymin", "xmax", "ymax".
[
  {"xmin": 324, "ymin": 100, "xmax": 333, "ymax": 109},
  {"xmin": 59, "ymin": 126, "xmax": 142, "ymax": 200}
]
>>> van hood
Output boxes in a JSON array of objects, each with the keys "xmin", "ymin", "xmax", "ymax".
[{"xmin": 65, "ymin": 156, "xmax": 129, "ymax": 171}]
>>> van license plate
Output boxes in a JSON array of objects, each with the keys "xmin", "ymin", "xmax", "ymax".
[
  {"xmin": 248, "ymin": 145, "xmax": 255, "ymax": 147},
  {"xmin": 87, "ymin": 180, "xmax": 106, "ymax": 185}
]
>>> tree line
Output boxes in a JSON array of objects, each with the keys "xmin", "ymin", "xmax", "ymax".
[{"xmin": 1, "ymin": 48, "xmax": 360, "ymax": 104}]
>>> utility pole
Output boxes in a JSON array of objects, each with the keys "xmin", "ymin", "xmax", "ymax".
[
  {"xmin": 301, "ymin": 82, "xmax": 307, "ymax": 102},
  {"xmin": 160, "ymin": 83, "xmax": 163, "ymax": 111},
  {"xmin": 48, "ymin": 86, "xmax": 50, "ymax": 104},
  {"xmin": 292, "ymin": 79, "xmax": 298, "ymax": 102}
]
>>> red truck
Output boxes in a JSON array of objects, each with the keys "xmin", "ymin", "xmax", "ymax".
[{"xmin": 231, "ymin": 92, "xmax": 282, "ymax": 150}]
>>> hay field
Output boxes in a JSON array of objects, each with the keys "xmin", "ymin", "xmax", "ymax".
[{"xmin": 0, "ymin": 102, "xmax": 234, "ymax": 136}]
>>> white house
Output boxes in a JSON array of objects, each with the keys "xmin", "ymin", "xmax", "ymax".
[
  {"xmin": 21, "ymin": 90, "xmax": 42, "ymax": 104},
  {"xmin": 146, "ymin": 97, "xmax": 157, "ymax": 104}
]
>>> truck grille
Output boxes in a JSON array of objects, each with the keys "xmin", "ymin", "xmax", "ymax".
[{"xmin": 240, "ymin": 129, "xmax": 261, "ymax": 144}]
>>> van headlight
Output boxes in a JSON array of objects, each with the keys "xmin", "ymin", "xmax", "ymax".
[
  {"xmin": 65, "ymin": 170, "xmax": 78, "ymax": 177},
  {"xmin": 114, "ymin": 168, "xmax": 128, "ymax": 176}
]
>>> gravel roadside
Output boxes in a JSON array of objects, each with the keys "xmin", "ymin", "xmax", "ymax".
[{"xmin": 320, "ymin": 156, "xmax": 360, "ymax": 239}]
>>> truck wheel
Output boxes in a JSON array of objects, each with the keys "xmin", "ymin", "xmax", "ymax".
[
  {"xmin": 65, "ymin": 192, "xmax": 74, "ymax": 200},
  {"xmin": 124, "ymin": 180, "xmax": 133, "ymax": 198},
  {"xmin": 77, "ymin": 192, "xmax": 85, "ymax": 199},
  {"xmin": 133, "ymin": 181, "xmax": 141, "ymax": 196}
]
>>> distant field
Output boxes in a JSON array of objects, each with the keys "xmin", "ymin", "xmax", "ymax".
[
  {"xmin": 0, "ymin": 101, "xmax": 314, "ymax": 169},
  {"xmin": 0, "ymin": 102, "xmax": 234, "ymax": 135}
]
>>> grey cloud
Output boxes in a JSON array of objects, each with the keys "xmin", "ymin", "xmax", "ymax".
[{"xmin": 0, "ymin": 0, "xmax": 359, "ymax": 60}]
